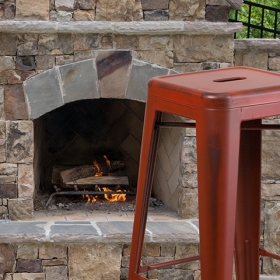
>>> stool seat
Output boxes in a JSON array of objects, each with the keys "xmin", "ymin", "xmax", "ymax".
[
  {"xmin": 128, "ymin": 67, "xmax": 280, "ymax": 280},
  {"xmin": 149, "ymin": 67, "xmax": 280, "ymax": 109}
]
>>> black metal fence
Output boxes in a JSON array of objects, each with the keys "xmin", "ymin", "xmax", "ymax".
[{"xmin": 229, "ymin": 0, "xmax": 280, "ymax": 38}]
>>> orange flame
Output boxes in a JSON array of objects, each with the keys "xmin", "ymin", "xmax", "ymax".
[
  {"xmin": 82, "ymin": 187, "xmax": 126, "ymax": 203},
  {"xmin": 82, "ymin": 190, "xmax": 97, "ymax": 203},
  {"xmin": 103, "ymin": 155, "xmax": 111, "ymax": 169},
  {"xmin": 82, "ymin": 157, "xmax": 126, "ymax": 203},
  {"xmin": 93, "ymin": 160, "xmax": 103, "ymax": 177},
  {"xmin": 86, "ymin": 194, "xmax": 97, "ymax": 203},
  {"xmin": 103, "ymin": 187, "xmax": 126, "ymax": 202}
]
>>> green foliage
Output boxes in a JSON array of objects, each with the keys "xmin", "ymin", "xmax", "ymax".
[{"xmin": 229, "ymin": 0, "xmax": 280, "ymax": 38}]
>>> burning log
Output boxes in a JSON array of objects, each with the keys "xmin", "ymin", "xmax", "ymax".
[
  {"xmin": 47, "ymin": 159, "xmax": 130, "ymax": 207},
  {"xmin": 65, "ymin": 175, "xmax": 129, "ymax": 186},
  {"xmin": 59, "ymin": 161, "xmax": 125, "ymax": 183},
  {"xmin": 52, "ymin": 165, "xmax": 73, "ymax": 184}
]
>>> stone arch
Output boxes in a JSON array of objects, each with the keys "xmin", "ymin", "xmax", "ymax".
[
  {"xmin": 23, "ymin": 50, "xmax": 173, "ymax": 120},
  {"xmin": 25, "ymin": 51, "xmax": 182, "ymax": 212}
]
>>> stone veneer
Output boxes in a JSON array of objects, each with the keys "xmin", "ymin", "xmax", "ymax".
[
  {"xmin": 1, "ymin": 0, "xmax": 206, "ymax": 22},
  {"xmin": 0, "ymin": 219, "xmax": 278, "ymax": 280},
  {"xmin": 1, "ymin": 0, "xmax": 280, "ymax": 279},
  {"xmin": 0, "ymin": 219, "xmax": 201, "ymax": 280},
  {"xmin": 234, "ymin": 39, "xmax": 280, "ymax": 276}
]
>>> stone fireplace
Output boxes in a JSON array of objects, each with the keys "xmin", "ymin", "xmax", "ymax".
[
  {"xmin": 2, "ymin": 0, "xmax": 269, "ymax": 279},
  {"xmin": 28, "ymin": 48, "xmax": 200, "ymax": 218},
  {"xmin": 0, "ymin": 0, "xmax": 280, "ymax": 278},
  {"xmin": 0, "ymin": 19, "xmax": 241, "ymax": 220},
  {"xmin": 0, "ymin": 0, "xmax": 244, "ymax": 224},
  {"xmin": 24, "ymin": 49, "xmax": 180, "ymax": 212}
]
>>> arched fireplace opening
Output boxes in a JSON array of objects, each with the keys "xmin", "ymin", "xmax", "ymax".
[
  {"xmin": 24, "ymin": 54, "xmax": 181, "ymax": 215},
  {"xmin": 34, "ymin": 98, "xmax": 146, "ymax": 210}
]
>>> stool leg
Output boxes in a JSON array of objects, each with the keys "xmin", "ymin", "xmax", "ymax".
[
  {"xmin": 235, "ymin": 120, "xmax": 262, "ymax": 280},
  {"xmin": 128, "ymin": 104, "xmax": 162, "ymax": 280},
  {"xmin": 196, "ymin": 110, "xmax": 241, "ymax": 280}
]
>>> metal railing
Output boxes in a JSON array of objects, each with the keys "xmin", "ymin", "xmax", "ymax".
[{"xmin": 229, "ymin": 1, "xmax": 280, "ymax": 38}]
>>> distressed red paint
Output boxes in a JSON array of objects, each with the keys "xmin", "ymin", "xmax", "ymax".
[{"xmin": 129, "ymin": 67, "xmax": 280, "ymax": 280}]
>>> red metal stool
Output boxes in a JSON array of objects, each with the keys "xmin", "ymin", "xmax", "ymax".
[{"xmin": 128, "ymin": 67, "xmax": 280, "ymax": 280}]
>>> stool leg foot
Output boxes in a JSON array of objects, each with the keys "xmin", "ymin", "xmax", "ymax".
[
  {"xmin": 235, "ymin": 120, "xmax": 262, "ymax": 280},
  {"xmin": 128, "ymin": 105, "xmax": 161, "ymax": 280},
  {"xmin": 196, "ymin": 110, "xmax": 241, "ymax": 280}
]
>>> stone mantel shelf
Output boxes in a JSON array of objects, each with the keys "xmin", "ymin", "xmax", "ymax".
[
  {"xmin": 0, "ymin": 20, "xmax": 242, "ymax": 35},
  {"xmin": 235, "ymin": 38, "xmax": 280, "ymax": 51}
]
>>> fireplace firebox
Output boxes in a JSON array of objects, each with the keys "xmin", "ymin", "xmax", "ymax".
[{"xmin": 36, "ymin": 98, "xmax": 144, "ymax": 207}]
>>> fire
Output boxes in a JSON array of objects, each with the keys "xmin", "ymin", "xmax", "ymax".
[
  {"xmin": 82, "ymin": 190, "xmax": 97, "ymax": 203},
  {"xmin": 81, "ymin": 156, "xmax": 126, "ymax": 203},
  {"xmin": 93, "ymin": 160, "xmax": 102, "ymax": 176},
  {"xmin": 103, "ymin": 155, "xmax": 111, "ymax": 169},
  {"xmin": 82, "ymin": 188, "xmax": 126, "ymax": 203},
  {"xmin": 93, "ymin": 155, "xmax": 110, "ymax": 176},
  {"xmin": 102, "ymin": 187, "xmax": 126, "ymax": 202},
  {"xmin": 86, "ymin": 194, "xmax": 97, "ymax": 203}
]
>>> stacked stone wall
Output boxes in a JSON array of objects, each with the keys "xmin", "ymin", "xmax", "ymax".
[
  {"xmin": 235, "ymin": 39, "xmax": 280, "ymax": 276},
  {"xmin": 0, "ymin": 0, "xmax": 238, "ymax": 22},
  {"xmin": 0, "ymin": 0, "xmax": 208, "ymax": 22},
  {"xmin": 3, "ymin": 0, "xmax": 279, "ymax": 278},
  {"xmin": 0, "ymin": 242, "xmax": 201, "ymax": 280}
]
